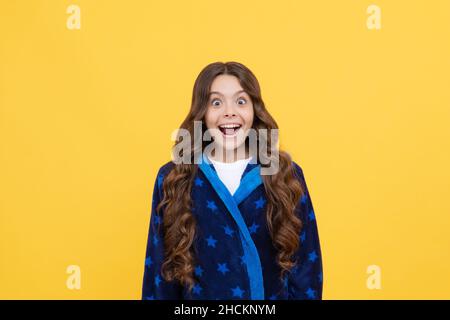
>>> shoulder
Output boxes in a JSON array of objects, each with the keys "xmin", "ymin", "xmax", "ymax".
[
  {"xmin": 291, "ymin": 160, "xmax": 304, "ymax": 177},
  {"xmin": 289, "ymin": 158, "xmax": 308, "ymax": 190},
  {"xmin": 152, "ymin": 161, "xmax": 176, "ymax": 193},
  {"xmin": 151, "ymin": 161, "xmax": 177, "ymax": 205},
  {"xmin": 156, "ymin": 160, "xmax": 176, "ymax": 179},
  {"xmin": 281, "ymin": 152, "xmax": 304, "ymax": 182}
]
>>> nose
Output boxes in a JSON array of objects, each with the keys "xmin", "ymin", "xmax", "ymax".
[{"xmin": 223, "ymin": 103, "xmax": 236, "ymax": 118}]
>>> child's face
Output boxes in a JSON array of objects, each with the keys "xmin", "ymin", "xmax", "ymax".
[{"xmin": 204, "ymin": 74, "xmax": 254, "ymax": 154}]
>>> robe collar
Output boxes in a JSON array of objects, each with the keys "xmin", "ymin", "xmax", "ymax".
[{"xmin": 199, "ymin": 154, "xmax": 263, "ymax": 205}]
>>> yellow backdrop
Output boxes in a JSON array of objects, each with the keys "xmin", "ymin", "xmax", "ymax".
[{"xmin": 1, "ymin": 0, "xmax": 449, "ymax": 299}]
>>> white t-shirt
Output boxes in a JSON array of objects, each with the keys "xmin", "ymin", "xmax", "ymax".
[{"xmin": 208, "ymin": 156, "xmax": 252, "ymax": 195}]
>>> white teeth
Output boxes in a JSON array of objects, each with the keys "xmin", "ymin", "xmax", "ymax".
[{"xmin": 219, "ymin": 124, "xmax": 241, "ymax": 129}]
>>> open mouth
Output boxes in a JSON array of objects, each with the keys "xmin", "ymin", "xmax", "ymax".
[{"xmin": 218, "ymin": 123, "xmax": 242, "ymax": 136}]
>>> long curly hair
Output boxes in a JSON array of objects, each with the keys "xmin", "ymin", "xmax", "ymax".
[{"xmin": 156, "ymin": 61, "xmax": 305, "ymax": 294}]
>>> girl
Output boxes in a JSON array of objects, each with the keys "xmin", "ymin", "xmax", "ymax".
[{"xmin": 142, "ymin": 61, "xmax": 323, "ymax": 300}]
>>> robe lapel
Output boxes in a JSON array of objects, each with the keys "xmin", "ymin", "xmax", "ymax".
[
  {"xmin": 233, "ymin": 164, "xmax": 263, "ymax": 205},
  {"xmin": 198, "ymin": 154, "xmax": 265, "ymax": 299}
]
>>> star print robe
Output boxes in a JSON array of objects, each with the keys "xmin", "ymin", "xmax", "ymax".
[{"xmin": 142, "ymin": 156, "xmax": 323, "ymax": 300}]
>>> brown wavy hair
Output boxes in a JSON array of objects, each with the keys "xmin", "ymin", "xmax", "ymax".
[{"xmin": 156, "ymin": 61, "xmax": 305, "ymax": 294}]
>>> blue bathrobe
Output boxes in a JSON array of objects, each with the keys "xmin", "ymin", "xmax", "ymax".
[{"xmin": 142, "ymin": 156, "xmax": 323, "ymax": 300}]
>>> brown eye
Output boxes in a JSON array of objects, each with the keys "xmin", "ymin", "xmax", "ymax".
[
  {"xmin": 237, "ymin": 97, "xmax": 247, "ymax": 105},
  {"xmin": 211, "ymin": 98, "xmax": 221, "ymax": 107}
]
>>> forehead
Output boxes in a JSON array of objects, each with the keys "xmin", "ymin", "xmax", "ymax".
[{"xmin": 209, "ymin": 74, "xmax": 247, "ymax": 96}]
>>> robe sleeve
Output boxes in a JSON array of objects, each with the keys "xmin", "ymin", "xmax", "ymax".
[
  {"xmin": 142, "ymin": 165, "xmax": 183, "ymax": 300},
  {"xmin": 287, "ymin": 162, "xmax": 324, "ymax": 300}
]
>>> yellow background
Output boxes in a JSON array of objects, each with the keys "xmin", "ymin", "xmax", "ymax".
[{"xmin": 1, "ymin": 0, "xmax": 449, "ymax": 299}]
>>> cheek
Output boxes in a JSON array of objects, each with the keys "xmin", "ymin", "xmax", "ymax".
[
  {"xmin": 243, "ymin": 107, "xmax": 254, "ymax": 127},
  {"xmin": 204, "ymin": 109, "xmax": 217, "ymax": 129}
]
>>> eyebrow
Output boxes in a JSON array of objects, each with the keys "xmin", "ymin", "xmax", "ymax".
[{"xmin": 209, "ymin": 89, "xmax": 247, "ymax": 97}]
